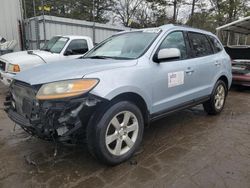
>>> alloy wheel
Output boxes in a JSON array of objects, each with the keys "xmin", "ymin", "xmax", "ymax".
[
  {"xmin": 214, "ymin": 84, "xmax": 225, "ymax": 110},
  {"xmin": 105, "ymin": 111, "xmax": 139, "ymax": 156}
]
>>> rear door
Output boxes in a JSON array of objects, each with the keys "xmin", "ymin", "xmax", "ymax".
[{"xmin": 187, "ymin": 32, "xmax": 219, "ymax": 97}]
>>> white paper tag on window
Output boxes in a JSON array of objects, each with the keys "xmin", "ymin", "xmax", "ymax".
[
  {"xmin": 168, "ymin": 71, "xmax": 184, "ymax": 88},
  {"xmin": 143, "ymin": 28, "xmax": 162, "ymax": 33}
]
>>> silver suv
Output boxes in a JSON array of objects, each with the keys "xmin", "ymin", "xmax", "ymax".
[{"xmin": 5, "ymin": 25, "xmax": 232, "ymax": 165}]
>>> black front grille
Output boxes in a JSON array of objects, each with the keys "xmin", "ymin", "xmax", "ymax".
[
  {"xmin": 10, "ymin": 81, "xmax": 37, "ymax": 117},
  {"xmin": 22, "ymin": 98, "xmax": 33, "ymax": 115},
  {"xmin": 0, "ymin": 60, "xmax": 6, "ymax": 71}
]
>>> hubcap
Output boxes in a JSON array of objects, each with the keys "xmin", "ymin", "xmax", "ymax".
[
  {"xmin": 105, "ymin": 111, "xmax": 139, "ymax": 156},
  {"xmin": 214, "ymin": 84, "xmax": 225, "ymax": 110}
]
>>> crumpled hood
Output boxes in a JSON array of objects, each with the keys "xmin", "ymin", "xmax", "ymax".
[{"xmin": 14, "ymin": 58, "xmax": 137, "ymax": 85}]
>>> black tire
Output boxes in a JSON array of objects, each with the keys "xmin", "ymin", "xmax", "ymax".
[
  {"xmin": 203, "ymin": 80, "xmax": 227, "ymax": 115},
  {"xmin": 86, "ymin": 100, "xmax": 144, "ymax": 165}
]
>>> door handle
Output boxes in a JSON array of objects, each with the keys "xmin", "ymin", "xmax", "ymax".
[
  {"xmin": 215, "ymin": 61, "xmax": 221, "ymax": 66},
  {"xmin": 185, "ymin": 68, "xmax": 194, "ymax": 74}
]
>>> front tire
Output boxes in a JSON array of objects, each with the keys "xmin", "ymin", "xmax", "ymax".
[
  {"xmin": 203, "ymin": 80, "xmax": 227, "ymax": 115},
  {"xmin": 86, "ymin": 101, "xmax": 144, "ymax": 165}
]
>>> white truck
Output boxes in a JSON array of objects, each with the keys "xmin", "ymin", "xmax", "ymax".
[{"xmin": 0, "ymin": 35, "xmax": 94, "ymax": 86}]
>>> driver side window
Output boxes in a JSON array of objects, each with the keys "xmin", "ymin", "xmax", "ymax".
[{"xmin": 159, "ymin": 31, "xmax": 187, "ymax": 59}]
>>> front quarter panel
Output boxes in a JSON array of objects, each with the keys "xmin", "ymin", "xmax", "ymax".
[{"xmin": 85, "ymin": 59, "xmax": 153, "ymax": 112}]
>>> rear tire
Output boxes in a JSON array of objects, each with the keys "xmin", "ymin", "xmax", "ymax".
[
  {"xmin": 203, "ymin": 80, "xmax": 227, "ymax": 115},
  {"xmin": 86, "ymin": 101, "xmax": 144, "ymax": 165}
]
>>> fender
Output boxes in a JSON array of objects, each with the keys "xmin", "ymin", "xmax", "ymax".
[
  {"xmin": 212, "ymin": 70, "xmax": 232, "ymax": 92},
  {"xmin": 92, "ymin": 85, "xmax": 152, "ymax": 112}
]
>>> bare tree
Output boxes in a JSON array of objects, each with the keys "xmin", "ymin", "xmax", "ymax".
[
  {"xmin": 209, "ymin": 0, "xmax": 249, "ymax": 25},
  {"xmin": 189, "ymin": 0, "xmax": 196, "ymax": 25},
  {"xmin": 168, "ymin": 0, "xmax": 185, "ymax": 23},
  {"xmin": 173, "ymin": 0, "xmax": 177, "ymax": 23},
  {"xmin": 114, "ymin": 0, "xmax": 143, "ymax": 27}
]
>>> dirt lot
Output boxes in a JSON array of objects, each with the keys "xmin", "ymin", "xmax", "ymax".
[{"xmin": 0, "ymin": 82, "xmax": 249, "ymax": 188}]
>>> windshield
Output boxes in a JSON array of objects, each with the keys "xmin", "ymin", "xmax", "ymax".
[
  {"xmin": 84, "ymin": 31, "xmax": 159, "ymax": 59},
  {"xmin": 41, "ymin": 36, "xmax": 69, "ymax": 53}
]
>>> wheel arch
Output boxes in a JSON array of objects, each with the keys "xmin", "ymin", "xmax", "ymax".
[
  {"xmin": 110, "ymin": 92, "xmax": 150, "ymax": 126},
  {"xmin": 217, "ymin": 75, "xmax": 229, "ymax": 91}
]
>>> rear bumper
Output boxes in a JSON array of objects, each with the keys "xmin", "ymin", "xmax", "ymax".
[
  {"xmin": 232, "ymin": 74, "xmax": 250, "ymax": 86},
  {"xmin": 0, "ymin": 71, "xmax": 14, "ymax": 86}
]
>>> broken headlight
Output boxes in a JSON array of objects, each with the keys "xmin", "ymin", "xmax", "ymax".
[{"xmin": 36, "ymin": 79, "xmax": 99, "ymax": 100}]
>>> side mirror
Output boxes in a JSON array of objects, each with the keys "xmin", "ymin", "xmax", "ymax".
[
  {"xmin": 64, "ymin": 49, "xmax": 73, "ymax": 56},
  {"xmin": 154, "ymin": 48, "xmax": 181, "ymax": 63}
]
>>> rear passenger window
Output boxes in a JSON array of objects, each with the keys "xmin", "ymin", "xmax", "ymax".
[
  {"xmin": 208, "ymin": 36, "xmax": 223, "ymax": 53},
  {"xmin": 159, "ymin": 31, "xmax": 187, "ymax": 59},
  {"xmin": 188, "ymin": 32, "xmax": 213, "ymax": 57}
]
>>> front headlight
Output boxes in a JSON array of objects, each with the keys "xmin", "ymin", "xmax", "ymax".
[
  {"xmin": 36, "ymin": 79, "xmax": 99, "ymax": 100},
  {"xmin": 7, "ymin": 64, "xmax": 20, "ymax": 73}
]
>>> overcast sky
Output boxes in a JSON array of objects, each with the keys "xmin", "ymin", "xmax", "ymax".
[{"xmin": 170, "ymin": 0, "xmax": 212, "ymax": 22}]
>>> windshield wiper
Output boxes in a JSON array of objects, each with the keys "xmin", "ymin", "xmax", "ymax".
[
  {"xmin": 86, "ymin": 55, "xmax": 112, "ymax": 59},
  {"xmin": 83, "ymin": 55, "xmax": 134, "ymax": 60},
  {"xmin": 109, "ymin": 56, "xmax": 134, "ymax": 60}
]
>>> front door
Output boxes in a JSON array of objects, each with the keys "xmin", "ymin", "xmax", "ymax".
[{"xmin": 151, "ymin": 31, "xmax": 198, "ymax": 114}]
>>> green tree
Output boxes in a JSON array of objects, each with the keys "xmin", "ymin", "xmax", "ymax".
[
  {"xmin": 209, "ymin": 0, "xmax": 250, "ymax": 26},
  {"xmin": 22, "ymin": 0, "xmax": 76, "ymax": 18},
  {"xmin": 23, "ymin": 0, "xmax": 114, "ymax": 23},
  {"xmin": 70, "ymin": 0, "xmax": 114, "ymax": 23},
  {"xmin": 186, "ymin": 11, "xmax": 217, "ymax": 32}
]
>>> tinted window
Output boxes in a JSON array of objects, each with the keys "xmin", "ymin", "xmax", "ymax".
[
  {"xmin": 188, "ymin": 32, "xmax": 213, "ymax": 57},
  {"xmin": 66, "ymin": 39, "xmax": 89, "ymax": 55},
  {"xmin": 208, "ymin": 36, "xmax": 223, "ymax": 53},
  {"xmin": 159, "ymin": 31, "xmax": 187, "ymax": 59}
]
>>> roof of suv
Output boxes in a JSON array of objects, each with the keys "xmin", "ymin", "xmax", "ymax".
[
  {"xmin": 117, "ymin": 24, "xmax": 215, "ymax": 37},
  {"xmin": 161, "ymin": 24, "xmax": 215, "ymax": 37}
]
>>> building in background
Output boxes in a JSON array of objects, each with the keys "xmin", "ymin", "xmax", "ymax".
[
  {"xmin": 0, "ymin": 1, "xmax": 130, "ymax": 52},
  {"xmin": 216, "ymin": 16, "xmax": 250, "ymax": 46},
  {"xmin": 24, "ymin": 15, "xmax": 131, "ymax": 50},
  {"xmin": 0, "ymin": 0, "xmax": 23, "ymax": 51}
]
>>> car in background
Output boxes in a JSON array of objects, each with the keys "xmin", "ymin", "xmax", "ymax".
[
  {"xmin": 5, "ymin": 24, "xmax": 232, "ymax": 165},
  {"xmin": 225, "ymin": 46, "xmax": 250, "ymax": 87},
  {"xmin": 216, "ymin": 16, "xmax": 250, "ymax": 87},
  {"xmin": 0, "ymin": 35, "xmax": 94, "ymax": 86}
]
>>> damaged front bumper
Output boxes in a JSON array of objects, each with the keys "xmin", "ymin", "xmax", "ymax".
[{"xmin": 4, "ymin": 81, "xmax": 105, "ymax": 142}]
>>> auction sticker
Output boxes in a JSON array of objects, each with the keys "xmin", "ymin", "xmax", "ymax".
[{"xmin": 168, "ymin": 71, "xmax": 184, "ymax": 88}]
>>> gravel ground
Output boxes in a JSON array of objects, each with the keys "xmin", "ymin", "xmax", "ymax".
[{"xmin": 0, "ymin": 82, "xmax": 249, "ymax": 188}]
